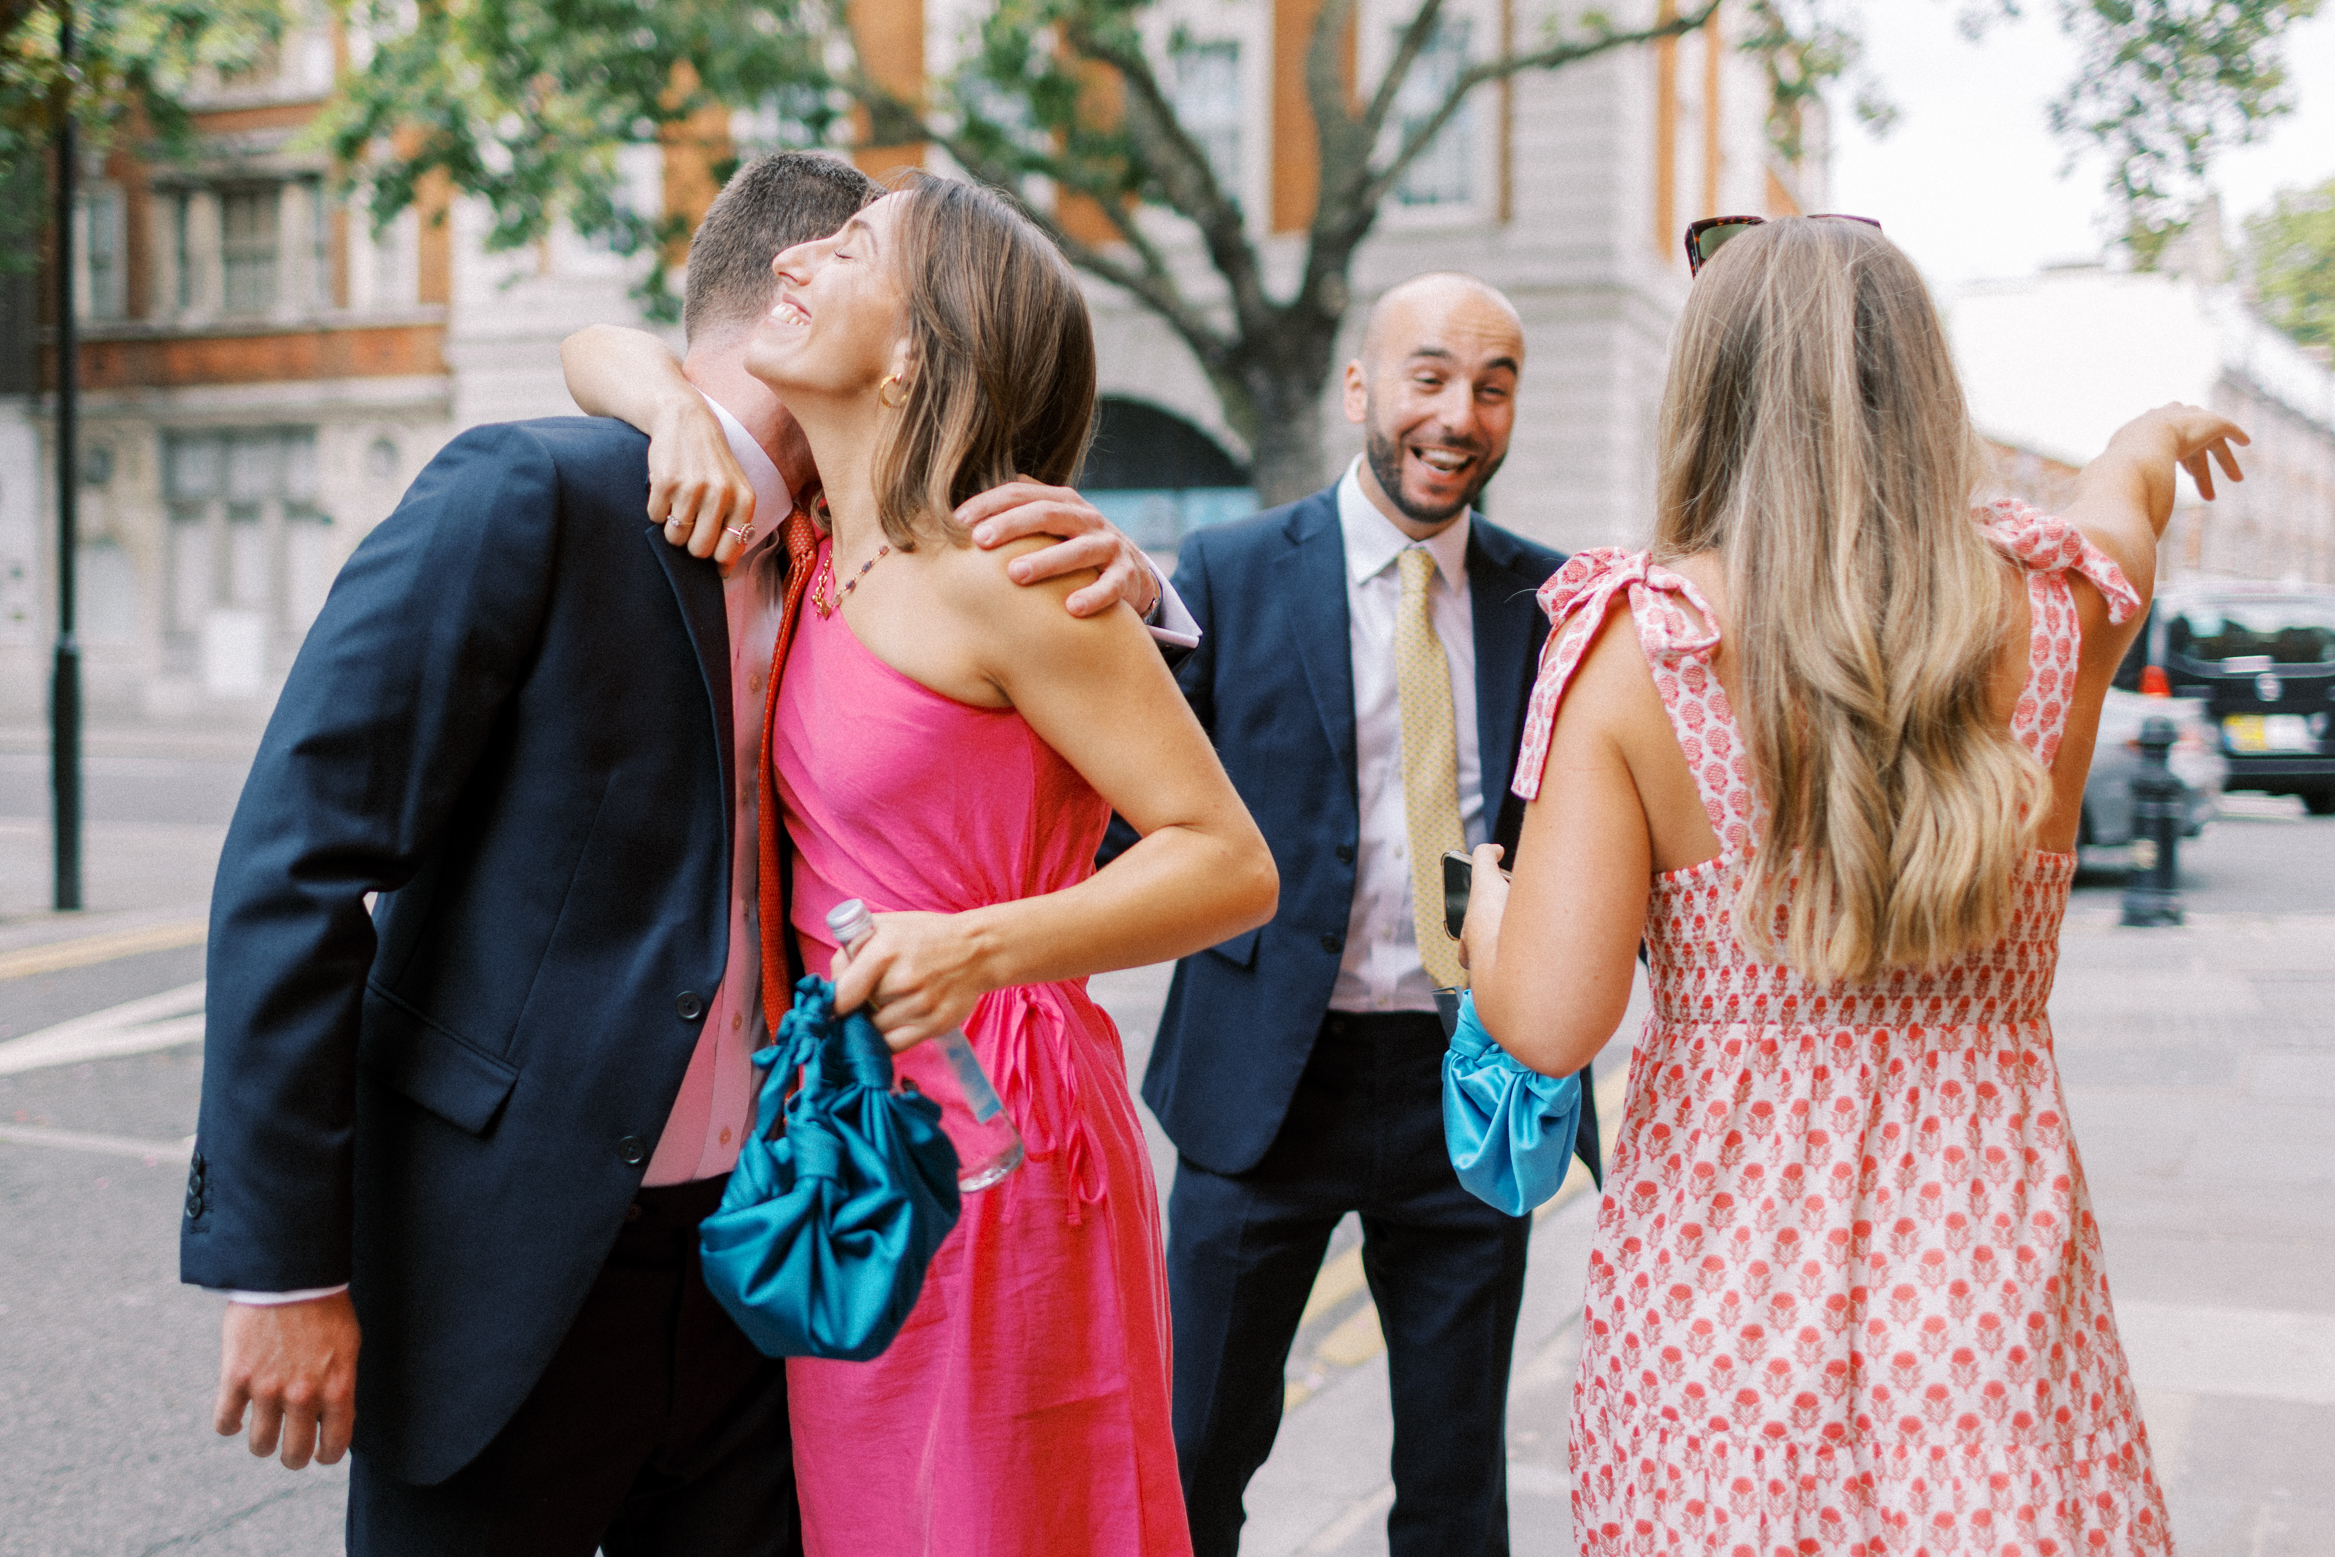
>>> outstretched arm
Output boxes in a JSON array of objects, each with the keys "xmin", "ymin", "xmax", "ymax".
[{"xmin": 2063, "ymin": 403, "xmax": 2248, "ymax": 626}]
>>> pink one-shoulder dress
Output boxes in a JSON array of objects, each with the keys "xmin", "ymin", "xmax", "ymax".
[{"xmin": 771, "ymin": 538, "xmax": 1191, "ymax": 1557}]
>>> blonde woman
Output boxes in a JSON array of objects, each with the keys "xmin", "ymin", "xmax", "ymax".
[{"xmin": 1458, "ymin": 216, "xmax": 2245, "ymax": 1551}]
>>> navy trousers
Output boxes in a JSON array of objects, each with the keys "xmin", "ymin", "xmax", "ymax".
[
  {"xmin": 1166, "ymin": 1011, "xmax": 1530, "ymax": 1557},
  {"xmin": 348, "ymin": 1178, "xmax": 799, "ymax": 1557}
]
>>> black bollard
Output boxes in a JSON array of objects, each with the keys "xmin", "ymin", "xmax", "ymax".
[{"xmin": 2119, "ymin": 716, "xmax": 2184, "ymax": 927}]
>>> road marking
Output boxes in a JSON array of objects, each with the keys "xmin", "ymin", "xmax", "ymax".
[
  {"xmin": 2117, "ymin": 1300, "xmax": 2335, "ymax": 1407},
  {"xmin": 1283, "ymin": 1063, "xmax": 1630, "ymax": 1408},
  {"xmin": 0, "ymin": 919, "xmax": 206, "ymax": 980},
  {"xmin": 0, "ymin": 981, "xmax": 206, "ymax": 1077},
  {"xmin": 0, "ymin": 1123, "xmax": 193, "ymax": 1161}
]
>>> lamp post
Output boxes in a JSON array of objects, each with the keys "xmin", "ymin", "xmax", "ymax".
[{"xmin": 51, "ymin": 8, "xmax": 83, "ymax": 912}]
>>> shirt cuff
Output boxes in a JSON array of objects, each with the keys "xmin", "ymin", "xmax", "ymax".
[
  {"xmin": 218, "ymin": 1284, "xmax": 350, "ymax": 1306},
  {"xmin": 1144, "ymin": 569, "xmax": 1201, "ymax": 649}
]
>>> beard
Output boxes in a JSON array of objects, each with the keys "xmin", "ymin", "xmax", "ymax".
[{"xmin": 1363, "ymin": 422, "xmax": 1504, "ymax": 526}]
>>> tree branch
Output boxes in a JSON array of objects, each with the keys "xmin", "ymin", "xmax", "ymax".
[{"xmin": 1351, "ymin": 0, "xmax": 1720, "ymax": 229}]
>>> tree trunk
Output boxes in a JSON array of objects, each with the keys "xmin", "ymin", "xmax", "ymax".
[{"xmin": 1248, "ymin": 387, "xmax": 1326, "ymax": 508}]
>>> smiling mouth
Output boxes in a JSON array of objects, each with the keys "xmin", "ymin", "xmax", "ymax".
[
  {"xmin": 770, "ymin": 296, "xmax": 810, "ymax": 326},
  {"xmin": 1411, "ymin": 446, "xmax": 1475, "ymax": 477}
]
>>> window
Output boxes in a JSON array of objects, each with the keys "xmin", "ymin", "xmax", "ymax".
[
  {"xmin": 1172, "ymin": 42, "xmax": 1243, "ymax": 198},
  {"xmin": 162, "ymin": 428, "xmax": 334, "ymax": 679},
  {"xmin": 173, "ymin": 193, "xmax": 195, "ymax": 312},
  {"xmin": 220, "ymin": 186, "xmax": 280, "ymax": 314},
  {"xmin": 81, "ymin": 185, "xmax": 127, "ymax": 320},
  {"xmin": 1393, "ymin": 20, "xmax": 1473, "ymax": 209},
  {"xmin": 303, "ymin": 176, "xmax": 334, "ymax": 309}
]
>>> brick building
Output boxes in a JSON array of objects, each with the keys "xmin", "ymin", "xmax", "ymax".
[{"xmin": 1, "ymin": 0, "xmax": 1820, "ymax": 720}]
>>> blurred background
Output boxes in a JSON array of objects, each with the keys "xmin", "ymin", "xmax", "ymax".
[{"xmin": 3, "ymin": 2, "xmax": 2333, "ymax": 1553}]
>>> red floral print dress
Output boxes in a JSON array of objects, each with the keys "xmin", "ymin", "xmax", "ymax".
[{"xmin": 1510, "ymin": 503, "xmax": 2173, "ymax": 1555}]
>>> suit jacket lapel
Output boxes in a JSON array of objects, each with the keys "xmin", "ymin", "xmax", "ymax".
[
  {"xmin": 1287, "ymin": 495, "xmax": 1359, "ymax": 797},
  {"xmin": 649, "ymin": 527, "xmax": 735, "ymax": 854},
  {"xmin": 1469, "ymin": 527, "xmax": 1537, "ymax": 826}
]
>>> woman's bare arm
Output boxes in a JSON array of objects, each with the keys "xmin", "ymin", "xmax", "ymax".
[
  {"xmin": 2062, "ymin": 403, "xmax": 2248, "ymax": 626},
  {"xmin": 560, "ymin": 324, "xmax": 757, "ymax": 563},
  {"xmin": 830, "ymin": 561, "xmax": 1276, "ymax": 1047},
  {"xmin": 1459, "ymin": 611, "xmax": 1661, "ymax": 1077}
]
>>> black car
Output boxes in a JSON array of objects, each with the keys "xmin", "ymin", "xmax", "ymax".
[{"xmin": 2114, "ymin": 580, "xmax": 2335, "ymax": 814}]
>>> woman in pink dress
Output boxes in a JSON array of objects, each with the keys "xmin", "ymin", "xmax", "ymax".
[
  {"xmin": 1457, "ymin": 216, "xmax": 2248, "ymax": 1551},
  {"xmin": 567, "ymin": 175, "xmax": 1276, "ymax": 1554}
]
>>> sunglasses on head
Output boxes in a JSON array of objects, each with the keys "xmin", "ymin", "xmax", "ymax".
[{"xmin": 1684, "ymin": 214, "xmax": 1883, "ymax": 276}]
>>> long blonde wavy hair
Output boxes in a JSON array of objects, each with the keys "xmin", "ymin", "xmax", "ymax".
[{"xmin": 1653, "ymin": 217, "xmax": 2046, "ymax": 984}]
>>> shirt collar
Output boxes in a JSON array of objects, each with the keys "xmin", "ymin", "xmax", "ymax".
[
  {"xmin": 700, "ymin": 390, "xmax": 793, "ymax": 570},
  {"xmin": 1336, "ymin": 457, "xmax": 1471, "ymax": 594}
]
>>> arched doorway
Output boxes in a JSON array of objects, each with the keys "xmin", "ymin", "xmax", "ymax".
[{"xmin": 1080, "ymin": 397, "xmax": 1257, "ymax": 552}]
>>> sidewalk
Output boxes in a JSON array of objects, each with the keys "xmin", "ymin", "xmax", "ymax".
[
  {"xmin": 1, "ymin": 813, "xmax": 2329, "ymax": 1553},
  {"xmin": 1230, "ymin": 907, "xmax": 2335, "ymax": 1556}
]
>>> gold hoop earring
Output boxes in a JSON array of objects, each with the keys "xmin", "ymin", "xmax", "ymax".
[{"xmin": 878, "ymin": 373, "xmax": 908, "ymax": 410}]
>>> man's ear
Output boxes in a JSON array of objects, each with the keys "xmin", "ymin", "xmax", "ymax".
[{"xmin": 1342, "ymin": 359, "xmax": 1370, "ymax": 427}]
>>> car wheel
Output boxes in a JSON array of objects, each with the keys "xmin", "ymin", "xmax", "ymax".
[{"xmin": 2305, "ymin": 791, "xmax": 2335, "ymax": 817}]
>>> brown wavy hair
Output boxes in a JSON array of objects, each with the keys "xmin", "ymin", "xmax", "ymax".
[
  {"xmin": 870, "ymin": 173, "xmax": 1097, "ymax": 550},
  {"xmin": 1654, "ymin": 217, "xmax": 2046, "ymax": 984}
]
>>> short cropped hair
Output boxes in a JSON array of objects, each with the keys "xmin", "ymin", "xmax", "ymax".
[{"xmin": 682, "ymin": 153, "xmax": 880, "ymax": 344}]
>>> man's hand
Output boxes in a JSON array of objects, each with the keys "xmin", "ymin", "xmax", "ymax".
[
  {"xmin": 215, "ymin": 1291, "xmax": 360, "ymax": 1469},
  {"xmin": 957, "ymin": 479, "xmax": 1161, "ymax": 620}
]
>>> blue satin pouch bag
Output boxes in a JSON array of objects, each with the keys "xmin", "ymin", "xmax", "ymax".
[
  {"xmin": 1441, "ymin": 992, "xmax": 1583, "ymax": 1217},
  {"xmin": 700, "ymin": 976, "xmax": 962, "ymax": 1361}
]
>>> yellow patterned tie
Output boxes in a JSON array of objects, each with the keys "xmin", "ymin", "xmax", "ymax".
[{"xmin": 1396, "ymin": 547, "xmax": 1467, "ymax": 989}]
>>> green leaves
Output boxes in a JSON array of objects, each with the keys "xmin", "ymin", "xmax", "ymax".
[
  {"xmin": 0, "ymin": 0, "xmax": 293, "ymax": 271},
  {"xmin": 2246, "ymin": 171, "xmax": 2335, "ymax": 350},
  {"xmin": 320, "ymin": 0, "xmax": 841, "ymax": 314},
  {"xmin": 2045, "ymin": 0, "xmax": 2324, "ymax": 257}
]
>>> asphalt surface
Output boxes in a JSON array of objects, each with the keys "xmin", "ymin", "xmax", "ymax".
[{"xmin": 3, "ymin": 733, "xmax": 2331, "ymax": 1555}]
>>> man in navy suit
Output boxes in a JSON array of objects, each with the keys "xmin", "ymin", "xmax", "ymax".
[
  {"xmin": 180, "ymin": 152, "xmax": 1191, "ymax": 1556},
  {"xmin": 1140, "ymin": 273, "xmax": 1594, "ymax": 1556}
]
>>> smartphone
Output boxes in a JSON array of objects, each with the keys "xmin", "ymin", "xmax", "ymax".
[{"xmin": 1442, "ymin": 849, "xmax": 1511, "ymax": 941}]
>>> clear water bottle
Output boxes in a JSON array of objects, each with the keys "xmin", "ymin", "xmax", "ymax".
[{"xmin": 826, "ymin": 899, "xmax": 1024, "ymax": 1191}]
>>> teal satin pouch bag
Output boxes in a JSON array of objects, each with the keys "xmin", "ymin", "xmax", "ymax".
[
  {"xmin": 1441, "ymin": 991, "xmax": 1583, "ymax": 1217},
  {"xmin": 700, "ymin": 976, "xmax": 962, "ymax": 1360}
]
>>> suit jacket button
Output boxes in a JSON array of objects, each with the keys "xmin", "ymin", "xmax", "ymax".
[
  {"xmin": 674, "ymin": 991, "xmax": 705, "ymax": 1021},
  {"xmin": 1320, "ymin": 932, "xmax": 1344, "ymax": 954},
  {"xmin": 617, "ymin": 1135, "xmax": 648, "ymax": 1167},
  {"xmin": 1335, "ymin": 844, "xmax": 1355, "ymax": 864},
  {"xmin": 185, "ymin": 1192, "xmax": 205, "ymax": 1219}
]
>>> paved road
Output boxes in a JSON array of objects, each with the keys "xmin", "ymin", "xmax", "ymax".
[{"xmin": 3, "ymin": 736, "xmax": 2331, "ymax": 1554}]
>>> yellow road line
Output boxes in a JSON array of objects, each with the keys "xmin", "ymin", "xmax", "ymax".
[
  {"xmin": 0, "ymin": 919, "xmax": 207, "ymax": 981},
  {"xmin": 1286, "ymin": 1063, "xmax": 1631, "ymax": 1395}
]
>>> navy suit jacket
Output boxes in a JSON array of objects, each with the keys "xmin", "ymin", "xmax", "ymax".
[
  {"xmin": 181, "ymin": 418, "xmax": 745, "ymax": 1485},
  {"xmin": 1131, "ymin": 486, "xmax": 1595, "ymax": 1180}
]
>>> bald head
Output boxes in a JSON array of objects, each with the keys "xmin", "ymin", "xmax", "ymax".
[
  {"xmin": 1343, "ymin": 272, "xmax": 1525, "ymax": 535},
  {"xmin": 1359, "ymin": 272, "xmax": 1523, "ymax": 370}
]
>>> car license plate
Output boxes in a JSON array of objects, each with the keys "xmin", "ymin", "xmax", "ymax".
[{"xmin": 2223, "ymin": 713, "xmax": 2316, "ymax": 753}]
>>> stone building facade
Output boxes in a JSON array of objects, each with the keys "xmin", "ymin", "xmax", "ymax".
[
  {"xmin": 1950, "ymin": 264, "xmax": 2335, "ymax": 587},
  {"xmin": 2, "ymin": 0, "xmax": 1818, "ymax": 721}
]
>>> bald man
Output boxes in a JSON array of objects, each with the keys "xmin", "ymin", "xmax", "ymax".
[{"xmin": 1116, "ymin": 274, "xmax": 1593, "ymax": 1554}]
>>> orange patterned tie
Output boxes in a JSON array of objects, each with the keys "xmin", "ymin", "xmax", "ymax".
[{"xmin": 755, "ymin": 504, "xmax": 824, "ymax": 1035}]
